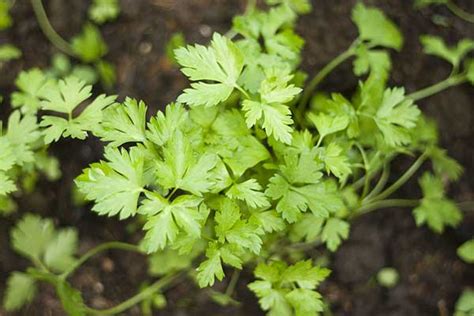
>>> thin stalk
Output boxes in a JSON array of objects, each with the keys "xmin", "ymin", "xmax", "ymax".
[
  {"xmin": 30, "ymin": 0, "xmax": 76, "ymax": 57},
  {"xmin": 297, "ymin": 44, "xmax": 358, "ymax": 117},
  {"xmin": 407, "ymin": 73, "xmax": 466, "ymax": 101},
  {"xmin": 355, "ymin": 143, "xmax": 371, "ymax": 199},
  {"xmin": 225, "ymin": 270, "xmax": 241, "ymax": 296},
  {"xmin": 370, "ymin": 152, "xmax": 428, "ymax": 202},
  {"xmin": 60, "ymin": 242, "xmax": 143, "ymax": 279},
  {"xmin": 364, "ymin": 163, "xmax": 390, "ymax": 201},
  {"xmin": 85, "ymin": 272, "xmax": 181, "ymax": 315},
  {"xmin": 352, "ymin": 199, "xmax": 420, "ymax": 217},
  {"xmin": 446, "ymin": 1, "xmax": 474, "ymax": 23}
]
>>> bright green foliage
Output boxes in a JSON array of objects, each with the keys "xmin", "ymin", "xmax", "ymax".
[
  {"xmin": 71, "ymin": 24, "xmax": 108, "ymax": 63},
  {"xmin": 249, "ymin": 260, "xmax": 329, "ymax": 316},
  {"xmin": 352, "ymin": 3, "xmax": 403, "ymax": 50},
  {"xmin": 97, "ymin": 98, "xmax": 147, "ymax": 146},
  {"xmin": 226, "ymin": 179, "xmax": 270, "ymax": 208},
  {"xmin": 321, "ymin": 218, "xmax": 350, "ymax": 252},
  {"xmin": 455, "ymin": 290, "xmax": 474, "ymax": 316},
  {"xmin": 56, "ymin": 281, "xmax": 86, "ymax": 316},
  {"xmin": 0, "ymin": 0, "xmax": 12, "ymax": 30},
  {"xmin": 420, "ymin": 35, "xmax": 474, "ymax": 68},
  {"xmin": 3, "ymin": 272, "xmax": 37, "ymax": 311},
  {"xmin": 0, "ymin": 44, "xmax": 21, "ymax": 61},
  {"xmin": 89, "ymin": 0, "xmax": 120, "ymax": 24},
  {"xmin": 11, "ymin": 214, "xmax": 78, "ymax": 272},
  {"xmin": 11, "ymin": 68, "xmax": 53, "ymax": 114},
  {"xmin": 175, "ymin": 33, "xmax": 244, "ymax": 107},
  {"xmin": 39, "ymin": 76, "xmax": 116, "ymax": 143},
  {"xmin": 76, "ymin": 146, "xmax": 146, "ymax": 219},
  {"xmin": 374, "ymin": 87, "xmax": 420, "ymax": 147},
  {"xmin": 457, "ymin": 240, "xmax": 474, "ymax": 264},
  {"xmin": 4, "ymin": 111, "xmax": 41, "ymax": 166},
  {"xmin": 165, "ymin": 32, "xmax": 186, "ymax": 64},
  {"xmin": 242, "ymin": 69, "xmax": 301, "ymax": 143},
  {"xmin": 413, "ymin": 173, "xmax": 462, "ymax": 233}
]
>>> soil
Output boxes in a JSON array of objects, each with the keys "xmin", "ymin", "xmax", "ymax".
[{"xmin": 0, "ymin": 0, "xmax": 473, "ymax": 315}]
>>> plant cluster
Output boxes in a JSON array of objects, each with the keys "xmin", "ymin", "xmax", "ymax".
[{"xmin": 1, "ymin": 0, "xmax": 473, "ymax": 315}]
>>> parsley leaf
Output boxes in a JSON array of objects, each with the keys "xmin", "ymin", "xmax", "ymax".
[
  {"xmin": 141, "ymin": 193, "xmax": 203, "ymax": 253},
  {"xmin": 321, "ymin": 218, "xmax": 350, "ymax": 251},
  {"xmin": 71, "ymin": 23, "xmax": 108, "ymax": 63},
  {"xmin": 176, "ymin": 33, "xmax": 244, "ymax": 107},
  {"xmin": 243, "ymin": 70, "xmax": 301, "ymax": 144},
  {"xmin": 413, "ymin": 173, "xmax": 462, "ymax": 233},
  {"xmin": 11, "ymin": 214, "xmax": 55, "ymax": 261},
  {"xmin": 97, "ymin": 97, "xmax": 147, "ymax": 146},
  {"xmin": 3, "ymin": 272, "xmax": 37, "ymax": 311},
  {"xmin": 40, "ymin": 77, "xmax": 116, "ymax": 143},
  {"xmin": 44, "ymin": 228, "xmax": 78, "ymax": 272},
  {"xmin": 76, "ymin": 146, "xmax": 146, "ymax": 219},
  {"xmin": 89, "ymin": 0, "xmax": 120, "ymax": 24},
  {"xmin": 375, "ymin": 87, "xmax": 420, "ymax": 147},
  {"xmin": 420, "ymin": 35, "xmax": 474, "ymax": 68},
  {"xmin": 226, "ymin": 179, "xmax": 270, "ymax": 208},
  {"xmin": 11, "ymin": 69, "xmax": 53, "ymax": 114},
  {"xmin": 457, "ymin": 240, "xmax": 474, "ymax": 264},
  {"xmin": 352, "ymin": 3, "xmax": 403, "ymax": 50}
]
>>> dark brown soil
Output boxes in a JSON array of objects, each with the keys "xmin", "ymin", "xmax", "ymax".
[{"xmin": 0, "ymin": 0, "xmax": 473, "ymax": 315}]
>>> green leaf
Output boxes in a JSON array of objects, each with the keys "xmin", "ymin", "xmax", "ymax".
[
  {"xmin": 56, "ymin": 281, "xmax": 86, "ymax": 316},
  {"xmin": 0, "ymin": 172, "xmax": 16, "ymax": 195},
  {"xmin": 308, "ymin": 112, "xmax": 349, "ymax": 141},
  {"xmin": 97, "ymin": 98, "xmax": 147, "ymax": 146},
  {"xmin": 321, "ymin": 218, "xmax": 350, "ymax": 251},
  {"xmin": 155, "ymin": 130, "xmax": 218, "ymax": 196},
  {"xmin": 3, "ymin": 272, "xmax": 37, "ymax": 311},
  {"xmin": 11, "ymin": 214, "xmax": 55, "ymax": 261},
  {"xmin": 165, "ymin": 32, "xmax": 186, "ymax": 64},
  {"xmin": 71, "ymin": 23, "xmax": 108, "ymax": 63},
  {"xmin": 5, "ymin": 111, "xmax": 41, "ymax": 166},
  {"xmin": 352, "ymin": 3, "xmax": 403, "ymax": 50},
  {"xmin": 286, "ymin": 288, "xmax": 324, "ymax": 316},
  {"xmin": 455, "ymin": 289, "xmax": 474, "ymax": 316},
  {"xmin": 282, "ymin": 260, "xmax": 330, "ymax": 289},
  {"xmin": 147, "ymin": 103, "xmax": 188, "ymax": 146},
  {"xmin": 226, "ymin": 179, "xmax": 270, "ymax": 208},
  {"xmin": 89, "ymin": 0, "xmax": 120, "ymax": 24},
  {"xmin": 11, "ymin": 68, "xmax": 53, "ymax": 114},
  {"xmin": 250, "ymin": 210, "xmax": 285, "ymax": 233},
  {"xmin": 243, "ymin": 70, "xmax": 300, "ymax": 144},
  {"xmin": 420, "ymin": 35, "xmax": 474, "ymax": 68},
  {"xmin": 75, "ymin": 146, "xmax": 145, "ymax": 219},
  {"xmin": 141, "ymin": 194, "xmax": 203, "ymax": 252},
  {"xmin": 0, "ymin": 0, "xmax": 12, "ymax": 30},
  {"xmin": 318, "ymin": 143, "xmax": 352, "ymax": 179},
  {"xmin": 0, "ymin": 44, "xmax": 21, "ymax": 61},
  {"xmin": 44, "ymin": 228, "xmax": 78, "ymax": 272},
  {"xmin": 196, "ymin": 243, "xmax": 225, "ymax": 287},
  {"xmin": 215, "ymin": 198, "xmax": 262, "ymax": 254},
  {"xmin": 40, "ymin": 76, "xmax": 116, "ymax": 143},
  {"xmin": 457, "ymin": 240, "xmax": 474, "ymax": 264},
  {"xmin": 375, "ymin": 87, "xmax": 421, "ymax": 147},
  {"xmin": 413, "ymin": 173, "xmax": 462, "ymax": 233},
  {"xmin": 429, "ymin": 147, "xmax": 463, "ymax": 181},
  {"xmin": 176, "ymin": 32, "xmax": 244, "ymax": 107}
]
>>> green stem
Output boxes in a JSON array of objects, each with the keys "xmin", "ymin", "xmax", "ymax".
[
  {"xmin": 370, "ymin": 152, "xmax": 428, "ymax": 202},
  {"xmin": 297, "ymin": 44, "xmax": 358, "ymax": 119},
  {"xmin": 85, "ymin": 272, "xmax": 181, "ymax": 315},
  {"xmin": 446, "ymin": 1, "xmax": 474, "ymax": 23},
  {"xmin": 407, "ymin": 73, "xmax": 466, "ymax": 101},
  {"xmin": 225, "ymin": 270, "xmax": 241, "ymax": 297},
  {"xmin": 60, "ymin": 242, "xmax": 143, "ymax": 279},
  {"xmin": 355, "ymin": 143, "xmax": 371, "ymax": 199},
  {"xmin": 236, "ymin": 84, "xmax": 251, "ymax": 99},
  {"xmin": 364, "ymin": 163, "xmax": 390, "ymax": 201},
  {"xmin": 352, "ymin": 199, "xmax": 420, "ymax": 217},
  {"xmin": 30, "ymin": 0, "xmax": 76, "ymax": 57}
]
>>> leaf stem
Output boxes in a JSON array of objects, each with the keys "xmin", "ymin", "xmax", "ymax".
[
  {"xmin": 85, "ymin": 272, "xmax": 182, "ymax": 315},
  {"xmin": 352, "ymin": 199, "xmax": 420, "ymax": 217},
  {"xmin": 369, "ymin": 152, "xmax": 428, "ymax": 202},
  {"xmin": 30, "ymin": 0, "xmax": 76, "ymax": 57},
  {"xmin": 364, "ymin": 163, "xmax": 390, "ymax": 201},
  {"xmin": 407, "ymin": 73, "xmax": 466, "ymax": 101},
  {"xmin": 60, "ymin": 242, "xmax": 143, "ymax": 279},
  {"xmin": 446, "ymin": 1, "xmax": 474, "ymax": 23},
  {"xmin": 225, "ymin": 270, "xmax": 241, "ymax": 297}
]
